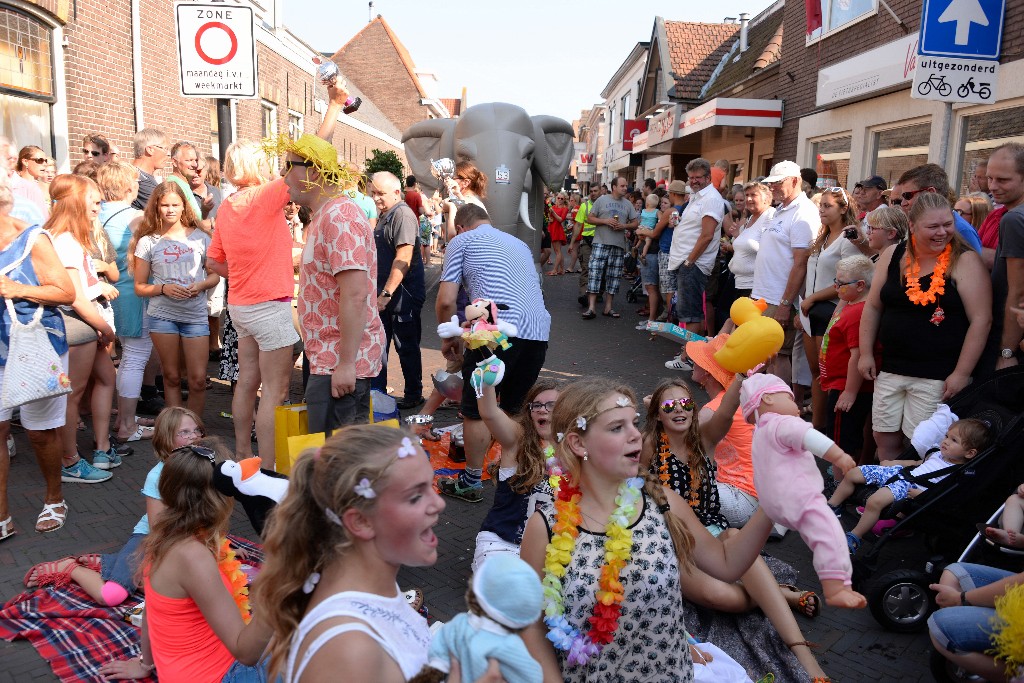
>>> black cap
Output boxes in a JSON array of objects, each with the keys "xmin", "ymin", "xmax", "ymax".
[{"xmin": 855, "ymin": 175, "xmax": 886, "ymax": 191}]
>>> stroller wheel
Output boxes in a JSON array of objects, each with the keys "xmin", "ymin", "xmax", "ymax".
[
  {"xmin": 865, "ymin": 568, "xmax": 933, "ymax": 632},
  {"xmin": 929, "ymin": 649, "xmax": 989, "ymax": 682}
]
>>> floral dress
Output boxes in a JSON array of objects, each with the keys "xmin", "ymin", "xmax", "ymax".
[
  {"xmin": 537, "ymin": 491, "xmax": 693, "ymax": 683},
  {"xmin": 663, "ymin": 450, "xmax": 730, "ymax": 531}
]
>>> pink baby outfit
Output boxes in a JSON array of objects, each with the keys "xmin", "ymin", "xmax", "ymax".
[{"xmin": 751, "ymin": 412, "xmax": 852, "ymax": 584}]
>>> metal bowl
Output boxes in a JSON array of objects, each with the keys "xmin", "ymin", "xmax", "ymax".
[{"xmin": 432, "ymin": 369, "xmax": 463, "ymax": 402}]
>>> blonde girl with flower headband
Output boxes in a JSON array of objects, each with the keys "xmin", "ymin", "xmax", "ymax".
[
  {"xmin": 641, "ymin": 378, "xmax": 831, "ymax": 682},
  {"xmin": 257, "ymin": 426, "xmax": 501, "ymax": 683},
  {"xmin": 97, "ymin": 440, "xmax": 273, "ymax": 681},
  {"xmin": 519, "ymin": 378, "xmax": 774, "ymax": 682},
  {"xmin": 858, "ymin": 191, "xmax": 990, "ymax": 461}
]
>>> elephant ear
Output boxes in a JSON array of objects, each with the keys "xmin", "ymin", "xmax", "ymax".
[
  {"xmin": 402, "ymin": 119, "xmax": 457, "ymax": 192},
  {"xmin": 531, "ymin": 116, "xmax": 575, "ymax": 190}
]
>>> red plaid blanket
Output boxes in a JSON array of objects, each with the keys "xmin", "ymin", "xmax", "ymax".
[{"xmin": 0, "ymin": 535, "xmax": 263, "ymax": 683}]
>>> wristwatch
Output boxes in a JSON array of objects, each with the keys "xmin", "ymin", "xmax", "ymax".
[
  {"xmin": 780, "ymin": 298, "xmax": 792, "ymax": 307},
  {"xmin": 1001, "ymin": 348, "xmax": 1015, "ymax": 359},
  {"xmin": 380, "ymin": 290, "xmax": 392, "ymax": 299},
  {"xmin": 682, "ymin": 259, "xmax": 692, "ymax": 268},
  {"xmin": 960, "ymin": 591, "xmax": 971, "ymax": 606}
]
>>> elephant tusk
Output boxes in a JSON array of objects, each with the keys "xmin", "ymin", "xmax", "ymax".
[{"xmin": 519, "ymin": 191, "xmax": 535, "ymax": 231}]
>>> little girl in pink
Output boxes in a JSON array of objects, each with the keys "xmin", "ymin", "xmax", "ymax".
[{"xmin": 740, "ymin": 373, "xmax": 866, "ymax": 609}]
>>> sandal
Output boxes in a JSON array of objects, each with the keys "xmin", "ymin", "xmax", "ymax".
[
  {"xmin": 0, "ymin": 516, "xmax": 15, "ymax": 543},
  {"xmin": 77, "ymin": 553, "xmax": 103, "ymax": 572},
  {"xmin": 582, "ymin": 310, "xmax": 596, "ymax": 320},
  {"xmin": 135, "ymin": 416, "xmax": 156, "ymax": 428},
  {"xmin": 780, "ymin": 584, "xmax": 820, "ymax": 618},
  {"xmin": 403, "ymin": 588, "xmax": 424, "ymax": 613},
  {"xmin": 24, "ymin": 556, "xmax": 78, "ymax": 588},
  {"xmin": 124, "ymin": 424, "xmax": 154, "ymax": 442},
  {"xmin": 602, "ymin": 310, "xmax": 621, "ymax": 318},
  {"xmin": 35, "ymin": 500, "xmax": 68, "ymax": 533}
]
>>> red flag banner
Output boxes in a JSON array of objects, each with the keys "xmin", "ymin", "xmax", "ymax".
[{"xmin": 805, "ymin": 0, "xmax": 822, "ymax": 34}]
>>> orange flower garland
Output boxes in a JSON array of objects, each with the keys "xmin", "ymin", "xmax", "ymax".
[
  {"xmin": 218, "ymin": 539, "xmax": 251, "ymax": 623},
  {"xmin": 905, "ymin": 239, "xmax": 951, "ymax": 306}
]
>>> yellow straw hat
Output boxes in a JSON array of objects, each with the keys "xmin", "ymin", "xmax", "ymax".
[{"xmin": 262, "ymin": 133, "xmax": 352, "ymax": 189}]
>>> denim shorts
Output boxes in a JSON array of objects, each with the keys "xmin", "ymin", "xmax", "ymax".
[
  {"xmin": 927, "ymin": 562, "xmax": 1013, "ymax": 653},
  {"xmin": 100, "ymin": 533, "xmax": 145, "ymax": 591},
  {"xmin": 221, "ymin": 658, "xmax": 269, "ymax": 682},
  {"xmin": 148, "ymin": 315, "xmax": 210, "ymax": 338},
  {"xmin": 640, "ymin": 253, "xmax": 660, "ymax": 287},
  {"xmin": 674, "ymin": 263, "xmax": 708, "ymax": 324}
]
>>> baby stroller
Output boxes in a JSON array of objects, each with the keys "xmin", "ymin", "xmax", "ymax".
[
  {"xmin": 624, "ymin": 272, "xmax": 643, "ymax": 303},
  {"xmin": 846, "ymin": 366, "xmax": 1024, "ymax": 632}
]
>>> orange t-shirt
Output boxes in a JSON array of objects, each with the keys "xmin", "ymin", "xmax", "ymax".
[
  {"xmin": 144, "ymin": 570, "xmax": 235, "ymax": 683},
  {"xmin": 208, "ymin": 178, "xmax": 295, "ymax": 306},
  {"xmin": 705, "ymin": 392, "xmax": 758, "ymax": 499}
]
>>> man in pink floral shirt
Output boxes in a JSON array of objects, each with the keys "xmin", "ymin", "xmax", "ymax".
[{"xmin": 283, "ymin": 135, "xmax": 384, "ymax": 433}]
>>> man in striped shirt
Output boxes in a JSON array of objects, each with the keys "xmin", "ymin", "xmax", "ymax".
[{"xmin": 435, "ymin": 204, "xmax": 551, "ymax": 501}]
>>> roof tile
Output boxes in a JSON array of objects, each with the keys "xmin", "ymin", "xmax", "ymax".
[{"xmin": 663, "ymin": 21, "xmax": 740, "ymax": 100}]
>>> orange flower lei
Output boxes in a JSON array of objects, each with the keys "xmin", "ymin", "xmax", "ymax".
[
  {"xmin": 905, "ymin": 239, "xmax": 951, "ymax": 306},
  {"xmin": 659, "ymin": 433, "xmax": 700, "ymax": 508},
  {"xmin": 218, "ymin": 539, "xmax": 251, "ymax": 623}
]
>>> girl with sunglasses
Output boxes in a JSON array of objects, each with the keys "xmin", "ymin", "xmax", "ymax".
[
  {"xmin": 22, "ymin": 407, "xmax": 205, "ymax": 606},
  {"xmin": 640, "ymin": 376, "xmax": 831, "ymax": 682},
  {"xmin": 99, "ymin": 435, "xmax": 274, "ymax": 682},
  {"xmin": 469, "ymin": 375, "xmax": 559, "ymax": 570}
]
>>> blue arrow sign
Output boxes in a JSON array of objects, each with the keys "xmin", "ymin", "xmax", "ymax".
[{"xmin": 920, "ymin": 0, "xmax": 1004, "ymax": 60}]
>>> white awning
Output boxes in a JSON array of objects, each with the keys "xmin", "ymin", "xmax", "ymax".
[{"xmin": 677, "ymin": 97, "xmax": 783, "ymax": 138}]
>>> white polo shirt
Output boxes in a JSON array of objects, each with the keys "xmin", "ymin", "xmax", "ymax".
[
  {"xmin": 751, "ymin": 192, "xmax": 820, "ymax": 305},
  {"xmin": 668, "ymin": 184, "xmax": 726, "ymax": 274}
]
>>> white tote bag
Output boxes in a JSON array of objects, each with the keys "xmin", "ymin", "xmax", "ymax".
[{"xmin": 1, "ymin": 297, "xmax": 72, "ymax": 409}]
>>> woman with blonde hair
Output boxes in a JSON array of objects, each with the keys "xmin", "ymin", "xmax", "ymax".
[
  {"xmin": 47, "ymin": 175, "xmax": 120, "ymax": 482},
  {"xmin": 953, "ymin": 192, "xmax": 992, "ymax": 231},
  {"xmin": 865, "ymin": 206, "xmax": 908, "ymax": 254},
  {"xmin": 519, "ymin": 377, "xmax": 773, "ymax": 682}
]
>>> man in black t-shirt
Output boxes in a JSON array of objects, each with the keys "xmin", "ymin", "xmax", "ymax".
[
  {"xmin": 369, "ymin": 171, "xmax": 426, "ymax": 409},
  {"xmin": 130, "ymin": 128, "xmax": 168, "ymax": 210}
]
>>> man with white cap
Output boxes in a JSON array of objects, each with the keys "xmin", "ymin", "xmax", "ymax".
[{"xmin": 752, "ymin": 161, "xmax": 821, "ymax": 386}]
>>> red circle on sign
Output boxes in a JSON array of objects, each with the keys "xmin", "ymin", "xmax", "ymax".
[{"xmin": 195, "ymin": 22, "xmax": 238, "ymax": 65}]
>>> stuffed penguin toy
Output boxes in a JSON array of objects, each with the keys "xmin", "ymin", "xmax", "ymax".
[{"xmin": 213, "ymin": 457, "xmax": 289, "ymax": 536}]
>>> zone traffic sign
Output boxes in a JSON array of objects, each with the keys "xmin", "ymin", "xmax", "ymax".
[{"xmin": 175, "ymin": 2, "xmax": 258, "ymax": 98}]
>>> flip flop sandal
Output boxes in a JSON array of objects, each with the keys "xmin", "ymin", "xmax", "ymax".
[
  {"xmin": 780, "ymin": 583, "xmax": 820, "ymax": 618},
  {"xmin": 582, "ymin": 310, "xmax": 596, "ymax": 320},
  {"xmin": 0, "ymin": 516, "xmax": 16, "ymax": 543},
  {"xmin": 602, "ymin": 311, "xmax": 621, "ymax": 318},
  {"xmin": 35, "ymin": 500, "xmax": 68, "ymax": 534},
  {"xmin": 24, "ymin": 556, "xmax": 77, "ymax": 588},
  {"xmin": 77, "ymin": 553, "xmax": 103, "ymax": 572},
  {"xmin": 135, "ymin": 416, "xmax": 156, "ymax": 428},
  {"xmin": 403, "ymin": 588, "xmax": 424, "ymax": 613},
  {"xmin": 125, "ymin": 424, "xmax": 155, "ymax": 442}
]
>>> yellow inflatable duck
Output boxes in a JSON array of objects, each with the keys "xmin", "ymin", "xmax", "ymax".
[{"xmin": 713, "ymin": 297, "xmax": 785, "ymax": 373}]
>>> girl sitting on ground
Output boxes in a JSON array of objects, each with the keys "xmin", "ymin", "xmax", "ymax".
[
  {"xmin": 97, "ymin": 439, "xmax": 273, "ymax": 682},
  {"xmin": 519, "ymin": 378, "xmax": 774, "ymax": 682},
  {"xmin": 22, "ymin": 407, "xmax": 205, "ymax": 604},
  {"xmin": 256, "ymin": 426, "xmax": 501, "ymax": 683},
  {"xmin": 642, "ymin": 376, "xmax": 830, "ymax": 682},
  {"xmin": 471, "ymin": 375, "xmax": 559, "ymax": 571}
]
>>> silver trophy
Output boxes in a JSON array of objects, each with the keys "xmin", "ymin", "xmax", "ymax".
[
  {"xmin": 316, "ymin": 60, "xmax": 361, "ymax": 114},
  {"xmin": 431, "ymin": 157, "xmax": 463, "ymax": 206}
]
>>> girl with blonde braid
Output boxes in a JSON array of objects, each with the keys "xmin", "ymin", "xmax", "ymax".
[{"xmin": 519, "ymin": 378, "xmax": 773, "ymax": 683}]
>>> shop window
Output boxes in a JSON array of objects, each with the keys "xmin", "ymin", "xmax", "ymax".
[
  {"xmin": 0, "ymin": 7, "xmax": 53, "ymax": 99},
  {"xmin": 261, "ymin": 100, "xmax": 277, "ymax": 139},
  {"xmin": 288, "ymin": 111, "xmax": 303, "ymax": 141},
  {"xmin": 808, "ymin": 0, "xmax": 876, "ymax": 41},
  {"xmin": 811, "ymin": 136, "xmax": 851, "ymax": 189},
  {"xmin": 871, "ymin": 123, "xmax": 930, "ymax": 189},
  {"xmin": 957, "ymin": 106, "xmax": 1024, "ymax": 196}
]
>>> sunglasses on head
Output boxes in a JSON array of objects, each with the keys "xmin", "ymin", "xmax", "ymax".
[
  {"xmin": 172, "ymin": 444, "xmax": 216, "ymax": 464},
  {"xmin": 81, "ymin": 149, "xmax": 102, "ymax": 157},
  {"xmin": 660, "ymin": 397, "xmax": 694, "ymax": 413}
]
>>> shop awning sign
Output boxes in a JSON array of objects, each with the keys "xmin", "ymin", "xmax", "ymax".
[{"xmin": 175, "ymin": 3, "xmax": 258, "ymax": 98}]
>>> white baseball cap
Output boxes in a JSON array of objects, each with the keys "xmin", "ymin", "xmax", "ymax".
[{"xmin": 762, "ymin": 160, "xmax": 802, "ymax": 183}]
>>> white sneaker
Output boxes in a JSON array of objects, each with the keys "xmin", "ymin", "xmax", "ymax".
[
  {"xmin": 665, "ymin": 357, "xmax": 694, "ymax": 371},
  {"xmin": 635, "ymin": 321, "xmax": 651, "ymax": 331}
]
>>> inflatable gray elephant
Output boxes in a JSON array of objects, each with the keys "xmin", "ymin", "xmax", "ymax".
[{"xmin": 402, "ymin": 102, "xmax": 575, "ymax": 252}]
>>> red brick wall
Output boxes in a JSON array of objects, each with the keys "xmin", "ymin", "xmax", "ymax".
[{"xmin": 333, "ymin": 20, "xmax": 431, "ymax": 136}]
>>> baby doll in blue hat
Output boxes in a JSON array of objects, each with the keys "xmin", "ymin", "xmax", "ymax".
[{"xmin": 409, "ymin": 554, "xmax": 542, "ymax": 683}]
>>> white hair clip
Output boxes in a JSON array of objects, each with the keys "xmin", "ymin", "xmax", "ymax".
[
  {"xmin": 396, "ymin": 437, "xmax": 417, "ymax": 459},
  {"xmin": 576, "ymin": 416, "xmax": 587, "ymax": 431},
  {"xmin": 616, "ymin": 397, "xmax": 631, "ymax": 408},
  {"xmin": 302, "ymin": 572, "xmax": 321, "ymax": 595},
  {"xmin": 325, "ymin": 507, "xmax": 343, "ymax": 526},
  {"xmin": 354, "ymin": 478, "xmax": 376, "ymax": 499},
  {"xmin": 556, "ymin": 432, "xmax": 564, "ymax": 442}
]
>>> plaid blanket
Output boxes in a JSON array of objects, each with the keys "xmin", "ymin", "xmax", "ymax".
[{"xmin": 0, "ymin": 535, "xmax": 263, "ymax": 683}]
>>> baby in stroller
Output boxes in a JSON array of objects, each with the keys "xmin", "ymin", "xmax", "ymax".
[{"xmin": 828, "ymin": 418, "xmax": 994, "ymax": 553}]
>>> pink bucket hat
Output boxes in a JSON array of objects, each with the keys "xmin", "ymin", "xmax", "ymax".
[{"xmin": 739, "ymin": 373, "xmax": 793, "ymax": 420}]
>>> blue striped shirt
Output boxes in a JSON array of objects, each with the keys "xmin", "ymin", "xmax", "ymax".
[{"xmin": 440, "ymin": 225, "xmax": 551, "ymax": 341}]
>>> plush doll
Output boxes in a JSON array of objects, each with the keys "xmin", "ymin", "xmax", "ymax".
[
  {"xmin": 739, "ymin": 374, "xmax": 867, "ymax": 609},
  {"xmin": 437, "ymin": 299, "xmax": 518, "ymax": 398},
  {"xmin": 409, "ymin": 555, "xmax": 543, "ymax": 683},
  {"xmin": 213, "ymin": 457, "xmax": 289, "ymax": 536}
]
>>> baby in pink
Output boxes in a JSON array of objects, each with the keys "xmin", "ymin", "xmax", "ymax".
[{"xmin": 740, "ymin": 374, "xmax": 866, "ymax": 609}]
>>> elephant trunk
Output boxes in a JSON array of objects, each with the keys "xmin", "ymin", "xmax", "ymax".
[{"xmin": 518, "ymin": 191, "xmax": 535, "ymax": 231}]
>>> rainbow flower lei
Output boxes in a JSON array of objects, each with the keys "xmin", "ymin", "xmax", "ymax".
[
  {"xmin": 218, "ymin": 539, "xmax": 251, "ymax": 623},
  {"xmin": 542, "ymin": 473, "xmax": 642, "ymax": 667}
]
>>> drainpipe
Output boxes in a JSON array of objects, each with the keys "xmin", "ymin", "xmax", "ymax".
[
  {"xmin": 739, "ymin": 13, "xmax": 749, "ymax": 53},
  {"xmin": 131, "ymin": 0, "xmax": 144, "ymax": 129}
]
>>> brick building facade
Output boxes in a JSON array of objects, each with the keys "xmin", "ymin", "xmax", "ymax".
[{"xmin": 2, "ymin": 0, "xmax": 409, "ymax": 175}]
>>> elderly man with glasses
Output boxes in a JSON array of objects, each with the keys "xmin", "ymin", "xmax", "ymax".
[
  {"xmin": 751, "ymin": 160, "xmax": 821, "ymax": 387},
  {"xmin": 131, "ymin": 128, "xmax": 168, "ymax": 210}
]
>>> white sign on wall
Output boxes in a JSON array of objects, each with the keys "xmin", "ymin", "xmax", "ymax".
[
  {"xmin": 911, "ymin": 56, "xmax": 998, "ymax": 103},
  {"xmin": 175, "ymin": 3, "xmax": 257, "ymax": 98},
  {"xmin": 816, "ymin": 33, "xmax": 919, "ymax": 107}
]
